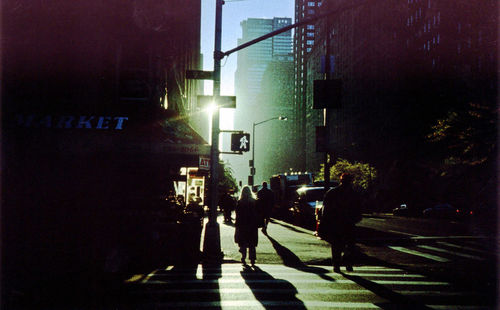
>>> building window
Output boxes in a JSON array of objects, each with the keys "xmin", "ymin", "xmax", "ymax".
[
  {"xmin": 308, "ymin": 9, "xmax": 315, "ymax": 15},
  {"xmin": 307, "ymin": 25, "xmax": 315, "ymax": 30},
  {"xmin": 307, "ymin": 40, "xmax": 314, "ymax": 45},
  {"xmin": 308, "ymin": 1, "xmax": 315, "ymax": 6},
  {"xmin": 307, "ymin": 32, "xmax": 314, "ymax": 37}
]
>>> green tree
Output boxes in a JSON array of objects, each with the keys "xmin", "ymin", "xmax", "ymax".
[
  {"xmin": 217, "ymin": 160, "xmax": 238, "ymax": 193},
  {"xmin": 426, "ymin": 102, "xmax": 496, "ymax": 174},
  {"xmin": 318, "ymin": 158, "xmax": 377, "ymax": 192},
  {"xmin": 425, "ymin": 102, "xmax": 497, "ymax": 210}
]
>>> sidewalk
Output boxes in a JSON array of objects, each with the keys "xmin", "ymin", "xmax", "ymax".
[{"xmin": 209, "ymin": 213, "xmax": 332, "ymax": 266}]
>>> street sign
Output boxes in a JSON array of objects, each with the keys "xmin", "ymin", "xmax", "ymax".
[
  {"xmin": 199, "ymin": 156, "xmax": 210, "ymax": 171},
  {"xmin": 186, "ymin": 70, "xmax": 213, "ymax": 80},
  {"xmin": 248, "ymin": 175, "xmax": 254, "ymax": 186},
  {"xmin": 316, "ymin": 126, "xmax": 326, "ymax": 152},
  {"xmin": 313, "ymin": 79, "xmax": 342, "ymax": 109},
  {"xmin": 197, "ymin": 95, "xmax": 237, "ymax": 109},
  {"xmin": 320, "ymin": 55, "xmax": 335, "ymax": 74},
  {"xmin": 231, "ymin": 133, "xmax": 250, "ymax": 152}
]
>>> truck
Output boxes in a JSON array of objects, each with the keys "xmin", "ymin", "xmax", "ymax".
[{"xmin": 269, "ymin": 172, "xmax": 314, "ymax": 219}]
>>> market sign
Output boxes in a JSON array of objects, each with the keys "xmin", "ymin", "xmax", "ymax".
[{"xmin": 15, "ymin": 114, "xmax": 129, "ymax": 130}]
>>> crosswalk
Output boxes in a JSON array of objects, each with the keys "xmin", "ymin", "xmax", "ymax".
[
  {"xmin": 123, "ymin": 264, "xmax": 493, "ymax": 309},
  {"xmin": 386, "ymin": 237, "xmax": 495, "ymax": 263}
]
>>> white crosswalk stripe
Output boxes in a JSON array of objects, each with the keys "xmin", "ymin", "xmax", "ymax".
[
  {"xmin": 417, "ymin": 245, "xmax": 484, "ymax": 260},
  {"xmin": 387, "ymin": 239, "xmax": 492, "ymax": 263},
  {"xmin": 124, "ymin": 264, "xmax": 491, "ymax": 309},
  {"xmin": 389, "ymin": 246, "xmax": 450, "ymax": 262}
]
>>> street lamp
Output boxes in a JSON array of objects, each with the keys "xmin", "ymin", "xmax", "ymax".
[{"xmin": 250, "ymin": 115, "xmax": 288, "ymax": 186}]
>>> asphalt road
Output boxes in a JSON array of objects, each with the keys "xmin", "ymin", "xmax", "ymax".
[{"xmin": 113, "ymin": 213, "xmax": 496, "ymax": 310}]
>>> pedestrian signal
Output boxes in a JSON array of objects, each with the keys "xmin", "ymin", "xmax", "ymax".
[{"xmin": 231, "ymin": 133, "xmax": 250, "ymax": 152}]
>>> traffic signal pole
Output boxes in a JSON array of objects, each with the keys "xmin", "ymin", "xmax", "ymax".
[{"xmin": 202, "ymin": 0, "xmax": 223, "ymax": 264}]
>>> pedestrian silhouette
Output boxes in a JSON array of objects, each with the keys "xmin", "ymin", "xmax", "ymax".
[
  {"xmin": 257, "ymin": 181, "xmax": 274, "ymax": 234},
  {"xmin": 234, "ymin": 186, "xmax": 259, "ymax": 266},
  {"xmin": 320, "ymin": 173, "xmax": 362, "ymax": 272},
  {"xmin": 219, "ymin": 190, "xmax": 235, "ymax": 223}
]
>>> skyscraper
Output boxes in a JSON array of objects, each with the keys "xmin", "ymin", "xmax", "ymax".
[
  {"xmin": 232, "ymin": 17, "xmax": 293, "ymax": 185},
  {"xmin": 293, "ymin": 0, "xmax": 323, "ymax": 171},
  {"xmin": 235, "ymin": 17, "xmax": 293, "ymax": 100}
]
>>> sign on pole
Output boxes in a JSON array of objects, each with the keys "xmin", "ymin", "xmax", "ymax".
[
  {"xmin": 186, "ymin": 70, "xmax": 214, "ymax": 80},
  {"xmin": 199, "ymin": 156, "xmax": 210, "ymax": 171},
  {"xmin": 313, "ymin": 79, "xmax": 342, "ymax": 109},
  {"xmin": 316, "ymin": 126, "xmax": 326, "ymax": 152},
  {"xmin": 197, "ymin": 95, "xmax": 237, "ymax": 109}
]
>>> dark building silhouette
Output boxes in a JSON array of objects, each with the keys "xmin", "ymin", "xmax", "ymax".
[
  {"xmin": 293, "ymin": 0, "xmax": 324, "ymax": 171},
  {"xmin": 2, "ymin": 0, "xmax": 206, "ymax": 304},
  {"xmin": 304, "ymin": 0, "xmax": 496, "ymax": 209}
]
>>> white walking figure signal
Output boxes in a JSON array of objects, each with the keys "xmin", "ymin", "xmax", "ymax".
[{"xmin": 239, "ymin": 135, "xmax": 249, "ymax": 149}]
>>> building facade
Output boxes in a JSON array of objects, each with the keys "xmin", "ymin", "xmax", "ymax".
[{"xmin": 293, "ymin": 0, "xmax": 324, "ymax": 172}]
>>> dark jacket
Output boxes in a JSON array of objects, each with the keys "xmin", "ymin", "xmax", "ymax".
[
  {"xmin": 320, "ymin": 184, "xmax": 361, "ymax": 239},
  {"xmin": 219, "ymin": 193, "xmax": 235, "ymax": 211},
  {"xmin": 234, "ymin": 199, "xmax": 259, "ymax": 247},
  {"xmin": 257, "ymin": 187, "xmax": 274, "ymax": 218}
]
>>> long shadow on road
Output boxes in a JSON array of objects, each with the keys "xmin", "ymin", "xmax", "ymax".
[
  {"xmin": 265, "ymin": 234, "xmax": 335, "ymax": 282},
  {"xmin": 240, "ymin": 265, "xmax": 306, "ymax": 310},
  {"xmin": 265, "ymin": 231, "xmax": 437, "ymax": 309},
  {"xmin": 269, "ymin": 219, "xmax": 313, "ymax": 235}
]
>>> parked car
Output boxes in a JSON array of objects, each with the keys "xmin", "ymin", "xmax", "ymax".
[
  {"xmin": 290, "ymin": 186, "xmax": 328, "ymax": 227},
  {"xmin": 393, "ymin": 204, "xmax": 410, "ymax": 216},
  {"xmin": 423, "ymin": 203, "xmax": 462, "ymax": 219}
]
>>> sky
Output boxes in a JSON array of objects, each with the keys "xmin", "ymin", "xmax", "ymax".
[
  {"xmin": 200, "ymin": 0, "xmax": 295, "ymax": 97},
  {"xmin": 201, "ymin": 0, "xmax": 295, "ymax": 184}
]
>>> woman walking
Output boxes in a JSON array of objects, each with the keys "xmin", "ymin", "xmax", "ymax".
[{"xmin": 234, "ymin": 186, "xmax": 259, "ymax": 266}]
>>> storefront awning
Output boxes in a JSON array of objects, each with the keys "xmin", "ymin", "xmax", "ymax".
[{"xmin": 8, "ymin": 108, "xmax": 210, "ymax": 157}]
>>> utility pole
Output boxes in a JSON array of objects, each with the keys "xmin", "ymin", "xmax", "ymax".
[
  {"xmin": 324, "ymin": 14, "xmax": 332, "ymax": 193},
  {"xmin": 202, "ymin": 0, "xmax": 223, "ymax": 264}
]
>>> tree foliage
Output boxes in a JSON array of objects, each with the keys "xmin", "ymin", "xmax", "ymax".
[
  {"xmin": 426, "ymin": 102, "xmax": 497, "ymax": 175},
  {"xmin": 318, "ymin": 158, "xmax": 377, "ymax": 192},
  {"xmin": 217, "ymin": 160, "xmax": 238, "ymax": 193}
]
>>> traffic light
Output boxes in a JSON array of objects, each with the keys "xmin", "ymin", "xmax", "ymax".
[{"xmin": 231, "ymin": 133, "xmax": 250, "ymax": 152}]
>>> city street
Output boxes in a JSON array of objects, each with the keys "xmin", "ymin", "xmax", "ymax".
[{"xmin": 114, "ymin": 213, "xmax": 497, "ymax": 309}]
